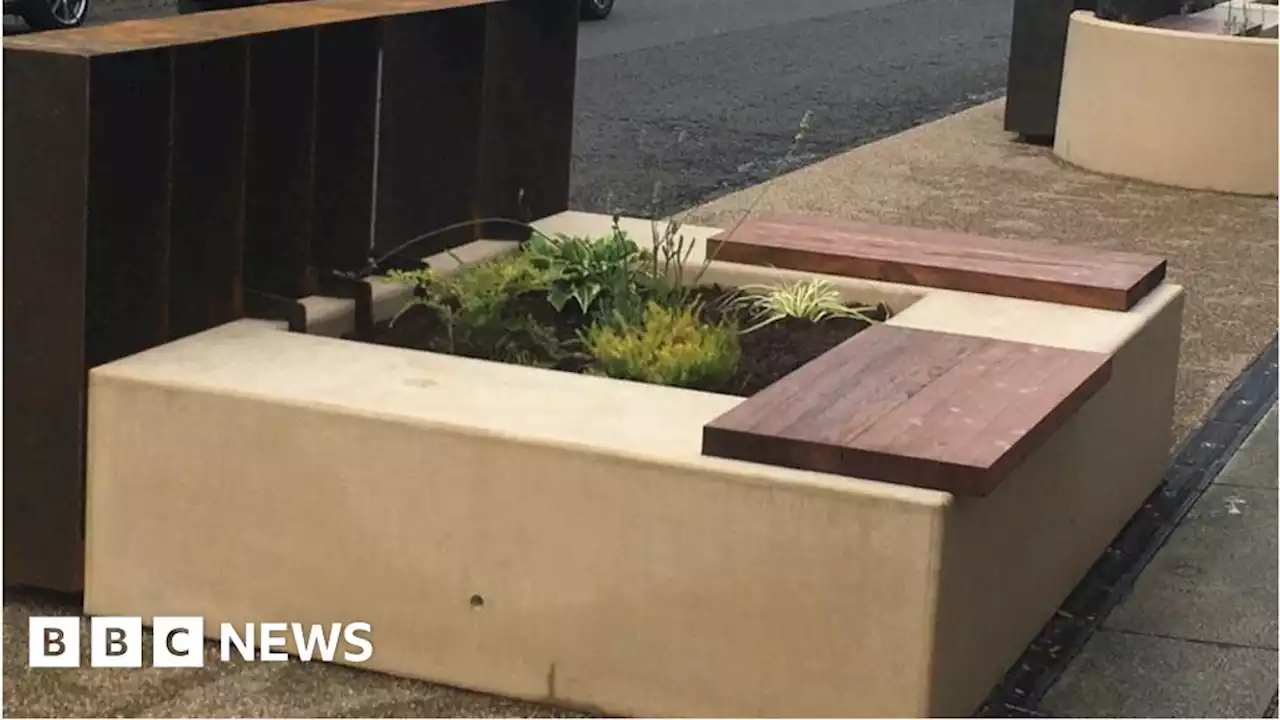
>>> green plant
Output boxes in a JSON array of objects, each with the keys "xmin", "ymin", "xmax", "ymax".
[
  {"xmin": 638, "ymin": 216, "xmax": 706, "ymax": 312},
  {"xmin": 522, "ymin": 223, "xmax": 646, "ymax": 318},
  {"xmin": 724, "ymin": 278, "xmax": 883, "ymax": 334},
  {"xmin": 583, "ymin": 301, "xmax": 740, "ymax": 389},
  {"xmin": 386, "ymin": 253, "xmax": 564, "ymax": 367}
]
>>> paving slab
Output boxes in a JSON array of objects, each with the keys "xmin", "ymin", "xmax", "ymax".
[
  {"xmin": 1215, "ymin": 407, "xmax": 1279, "ymax": 489},
  {"xmin": 1103, "ymin": 483, "xmax": 1278, "ymax": 649},
  {"xmin": 1040, "ymin": 629, "xmax": 1278, "ymax": 718}
]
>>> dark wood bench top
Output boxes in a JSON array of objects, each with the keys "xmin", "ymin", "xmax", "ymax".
[
  {"xmin": 706, "ymin": 214, "xmax": 1167, "ymax": 311},
  {"xmin": 702, "ymin": 324, "xmax": 1112, "ymax": 496},
  {"xmin": 3, "ymin": 0, "xmax": 501, "ymax": 56}
]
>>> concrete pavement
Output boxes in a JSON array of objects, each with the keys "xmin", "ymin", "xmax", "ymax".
[{"xmin": 1042, "ymin": 403, "xmax": 1278, "ymax": 718}]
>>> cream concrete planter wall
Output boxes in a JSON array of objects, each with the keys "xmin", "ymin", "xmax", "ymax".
[
  {"xmin": 84, "ymin": 212, "xmax": 1185, "ymax": 717},
  {"xmin": 1055, "ymin": 11, "xmax": 1278, "ymax": 197}
]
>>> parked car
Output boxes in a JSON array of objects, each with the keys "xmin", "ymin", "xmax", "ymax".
[
  {"xmin": 5, "ymin": 0, "xmax": 90, "ymax": 30},
  {"xmin": 580, "ymin": 0, "xmax": 613, "ymax": 20}
]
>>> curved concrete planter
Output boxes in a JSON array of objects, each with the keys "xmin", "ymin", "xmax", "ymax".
[
  {"xmin": 1055, "ymin": 11, "xmax": 1278, "ymax": 196},
  {"xmin": 84, "ymin": 213, "xmax": 1184, "ymax": 717}
]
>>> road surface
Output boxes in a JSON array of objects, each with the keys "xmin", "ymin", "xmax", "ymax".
[
  {"xmin": 572, "ymin": 0, "xmax": 1014, "ymax": 215},
  {"xmin": 5, "ymin": 0, "xmax": 1015, "ymax": 217}
]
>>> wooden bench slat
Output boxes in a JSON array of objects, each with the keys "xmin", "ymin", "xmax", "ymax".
[
  {"xmin": 701, "ymin": 325, "xmax": 1112, "ymax": 496},
  {"xmin": 705, "ymin": 214, "xmax": 1167, "ymax": 311}
]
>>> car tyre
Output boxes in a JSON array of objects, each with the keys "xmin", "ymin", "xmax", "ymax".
[
  {"xmin": 18, "ymin": 0, "xmax": 89, "ymax": 30},
  {"xmin": 580, "ymin": 0, "xmax": 612, "ymax": 20}
]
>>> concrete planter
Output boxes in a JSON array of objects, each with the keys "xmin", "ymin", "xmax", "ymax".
[
  {"xmin": 84, "ymin": 212, "xmax": 1184, "ymax": 717},
  {"xmin": 1055, "ymin": 10, "xmax": 1278, "ymax": 196}
]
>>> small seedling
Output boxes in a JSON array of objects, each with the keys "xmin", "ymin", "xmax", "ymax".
[{"xmin": 725, "ymin": 278, "xmax": 882, "ymax": 334}]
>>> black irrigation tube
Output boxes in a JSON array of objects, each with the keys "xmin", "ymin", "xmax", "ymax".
[{"xmin": 977, "ymin": 334, "xmax": 1279, "ymax": 718}]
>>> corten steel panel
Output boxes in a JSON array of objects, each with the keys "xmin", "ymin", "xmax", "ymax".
[
  {"xmin": 1, "ymin": 0, "xmax": 505, "ymax": 56},
  {"xmin": 243, "ymin": 29, "xmax": 317, "ymax": 298},
  {"xmin": 312, "ymin": 21, "xmax": 379, "ymax": 273},
  {"xmin": 169, "ymin": 39, "xmax": 248, "ymax": 336},
  {"xmin": 372, "ymin": 6, "xmax": 488, "ymax": 259},
  {"xmin": 475, "ymin": 0, "xmax": 579, "ymax": 241},
  {"xmin": 84, "ymin": 51, "xmax": 172, "ymax": 368},
  {"xmin": 3, "ymin": 50, "xmax": 92, "ymax": 592},
  {"xmin": 1003, "ymin": 0, "xmax": 1096, "ymax": 140},
  {"xmin": 2, "ymin": 0, "xmax": 518, "ymax": 592}
]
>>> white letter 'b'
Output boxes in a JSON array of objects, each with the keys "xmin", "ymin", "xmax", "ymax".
[
  {"xmin": 29, "ymin": 617, "xmax": 80, "ymax": 668},
  {"xmin": 91, "ymin": 617, "xmax": 142, "ymax": 668}
]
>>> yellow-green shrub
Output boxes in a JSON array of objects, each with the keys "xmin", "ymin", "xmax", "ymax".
[{"xmin": 584, "ymin": 302, "xmax": 740, "ymax": 389}]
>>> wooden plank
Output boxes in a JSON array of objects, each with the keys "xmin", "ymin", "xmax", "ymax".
[
  {"xmin": 3, "ymin": 0, "xmax": 505, "ymax": 56},
  {"xmin": 705, "ymin": 214, "xmax": 1167, "ymax": 311},
  {"xmin": 701, "ymin": 325, "xmax": 1112, "ymax": 497}
]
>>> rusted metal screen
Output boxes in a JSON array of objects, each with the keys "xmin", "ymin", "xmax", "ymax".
[{"xmin": 2, "ymin": 0, "xmax": 578, "ymax": 592}]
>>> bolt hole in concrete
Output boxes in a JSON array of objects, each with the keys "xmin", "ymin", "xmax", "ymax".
[{"xmin": 470, "ymin": 594, "xmax": 485, "ymax": 610}]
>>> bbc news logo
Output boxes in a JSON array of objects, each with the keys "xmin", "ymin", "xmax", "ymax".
[{"xmin": 29, "ymin": 617, "xmax": 373, "ymax": 668}]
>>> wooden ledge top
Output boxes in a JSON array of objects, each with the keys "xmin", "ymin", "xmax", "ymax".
[
  {"xmin": 706, "ymin": 214, "xmax": 1167, "ymax": 311},
  {"xmin": 702, "ymin": 324, "xmax": 1112, "ymax": 497},
  {"xmin": 3, "ymin": 0, "xmax": 501, "ymax": 56}
]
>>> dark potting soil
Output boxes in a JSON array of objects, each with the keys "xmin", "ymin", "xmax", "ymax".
[{"xmin": 361, "ymin": 285, "xmax": 889, "ymax": 398}]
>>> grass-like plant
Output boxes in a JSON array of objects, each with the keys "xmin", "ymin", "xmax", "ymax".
[
  {"xmin": 725, "ymin": 278, "xmax": 883, "ymax": 334},
  {"xmin": 522, "ymin": 222, "xmax": 646, "ymax": 318},
  {"xmin": 386, "ymin": 253, "xmax": 564, "ymax": 367},
  {"xmin": 583, "ymin": 301, "xmax": 741, "ymax": 390},
  {"xmin": 639, "ymin": 216, "xmax": 706, "ymax": 312}
]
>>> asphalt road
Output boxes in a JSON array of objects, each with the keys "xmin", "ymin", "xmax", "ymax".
[
  {"xmin": 5, "ymin": 0, "xmax": 1015, "ymax": 217},
  {"xmin": 572, "ymin": 0, "xmax": 1014, "ymax": 216}
]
